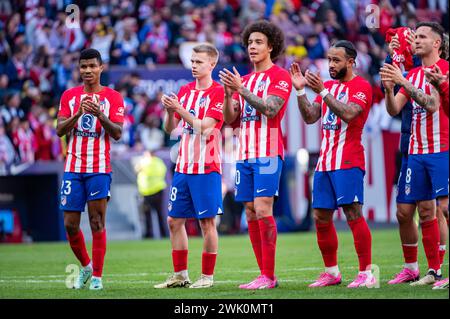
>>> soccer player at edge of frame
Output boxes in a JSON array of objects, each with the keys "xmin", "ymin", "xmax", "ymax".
[
  {"xmin": 56, "ymin": 48, "xmax": 125, "ymax": 290},
  {"xmin": 383, "ymin": 27, "xmax": 449, "ymax": 287},
  {"xmin": 290, "ymin": 40, "xmax": 376, "ymax": 288},
  {"xmin": 380, "ymin": 21, "xmax": 449, "ymax": 287},
  {"xmin": 154, "ymin": 43, "xmax": 225, "ymax": 289},
  {"xmin": 219, "ymin": 20, "xmax": 293, "ymax": 289}
]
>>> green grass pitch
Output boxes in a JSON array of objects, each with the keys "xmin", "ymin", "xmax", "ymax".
[{"xmin": 0, "ymin": 228, "xmax": 448, "ymax": 299}]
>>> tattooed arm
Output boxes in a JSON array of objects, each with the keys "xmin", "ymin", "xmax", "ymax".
[
  {"xmin": 297, "ymin": 95, "xmax": 321, "ymax": 124},
  {"xmin": 238, "ymin": 86, "xmax": 285, "ymax": 119},
  {"xmin": 322, "ymin": 94, "xmax": 363, "ymax": 123},
  {"xmin": 400, "ymin": 80, "xmax": 440, "ymax": 113}
]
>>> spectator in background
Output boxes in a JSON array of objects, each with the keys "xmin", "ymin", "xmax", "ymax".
[
  {"xmin": 135, "ymin": 151, "xmax": 169, "ymax": 239},
  {"xmin": 11, "ymin": 117, "xmax": 35, "ymax": 164},
  {"xmin": 0, "ymin": 121, "xmax": 15, "ymax": 174},
  {"xmin": 1, "ymin": 91, "xmax": 24, "ymax": 126},
  {"xmin": 91, "ymin": 23, "xmax": 114, "ymax": 65},
  {"xmin": 136, "ymin": 113, "xmax": 164, "ymax": 152},
  {"xmin": 54, "ymin": 53, "xmax": 74, "ymax": 96}
]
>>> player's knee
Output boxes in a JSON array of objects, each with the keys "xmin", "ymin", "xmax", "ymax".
[
  {"xmin": 417, "ymin": 201, "xmax": 436, "ymax": 222},
  {"xmin": 254, "ymin": 201, "xmax": 272, "ymax": 219},
  {"xmin": 167, "ymin": 217, "xmax": 182, "ymax": 232},
  {"xmin": 245, "ymin": 207, "xmax": 257, "ymax": 221},
  {"xmin": 199, "ymin": 218, "xmax": 216, "ymax": 233},
  {"xmin": 396, "ymin": 209, "xmax": 414, "ymax": 224},
  {"xmin": 89, "ymin": 215, "xmax": 104, "ymax": 232},
  {"xmin": 313, "ymin": 212, "xmax": 332, "ymax": 224},
  {"xmin": 64, "ymin": 222, "xmax": 79, "ymax": 236}
]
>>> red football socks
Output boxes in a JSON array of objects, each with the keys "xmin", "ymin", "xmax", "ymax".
[
  {"xmin": 402, "ymin": 244, "xmax": 418, "ymax": 264},
  {"xmin": 258, "ymin": 216, "xmax": 277, "ymax": 280},
  {"xmin": 67, "ymin": 230, "xmax": 91, "ymax": 267},
  {"xmin": 421, "ymin": 219, "xmax": 441, "ymax": 271},
  {"xmin": 247, "ymin": 219, "xmax": 263, "ymax": 272},
  {"xmin": 92, "ymin": 230, "xmax": 107, "ymax": 277},
  {"xmin": 172, "ymin": 249, "xmax": 188, "ymax": 272},
  {"xmin": 202, "ymin": 252, "xmax": 217, "ymax": 276},
  {"xmin": 315, "ymin": 221, "xmax": 338, "ymax": 267},
  {"xmin": 348, "ymin": 217, "xmax": 372, "ymax": 271}
]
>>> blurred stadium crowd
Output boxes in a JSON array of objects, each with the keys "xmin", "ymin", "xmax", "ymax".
[{"xmin": 0, "ymin": 0, "xmax": 449, "ymax": 174}]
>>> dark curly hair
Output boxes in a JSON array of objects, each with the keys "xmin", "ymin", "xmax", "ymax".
[{"xmin": 242, "ymin": 20, "xmax": 285, "ymax": 61}]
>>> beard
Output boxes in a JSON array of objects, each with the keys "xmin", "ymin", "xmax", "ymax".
[{"xmin": 330, "ymin": 67, "xmax": 347, "ymax": 80}]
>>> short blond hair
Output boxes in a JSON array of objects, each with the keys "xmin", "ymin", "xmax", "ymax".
[{"xmin": 193, "ymin": 43, "xmax": 219, "ymax": 64}]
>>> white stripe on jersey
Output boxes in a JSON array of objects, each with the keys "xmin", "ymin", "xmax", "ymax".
[
  {"xmin": 411, "ymin": 72, "xmax": 422, "ymax": 154},
  {"xmin": 65, "ymin": 96, "xmax": 76, "ymax": 171},
  {"xmin": 187, "ymin": 90, "xmax": 203, "ymax": 174},
  {"xmin": 239, "ymin": 74, "xmax": 256, "ymax": 160},
  {"xmin": 247, "ymin": 73, "xmax": 265, "ymax": 159},
  {"xmin": 259, "ymin": 77, "xmax": 271, "ymax": 158},
  {"xmin": 324, "ymin": 84, "xmax": 340, "ymax": 171},
  {"xmin": 197, "ymin": 95, "xmax": 209, "ymax": 174},
  {"xmin": 177, "ymin": 92, "xmax": 193, "ymax": 171},
  {"xmin": 99, "ymin": 98, "xmax": 110, "ymax": 173},
  {"xmin": 418, "ymin": 71, "xmax": 429, "ymax": 152},
  {"xmin": 432, "ymin": 110, "xmax": 440, "ymax": 153},
  {"xmin": 334, "ymin": 86, "xmax": 349, "ymax": 169}
]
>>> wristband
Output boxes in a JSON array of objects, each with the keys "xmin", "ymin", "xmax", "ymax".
[
  {"xmin": 296, "ymin": 88, "xmax": 306, "ymax": 96},
  {"xmin": 319, "ymin": 88, "xmax": 329, "ymax": 99}
]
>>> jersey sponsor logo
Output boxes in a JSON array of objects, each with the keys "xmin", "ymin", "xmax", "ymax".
[
  {"xmin": 116, "ymin": 106, "xmax": 124, "ymax": 116},
  {"xmin": 353, "ymin": 92, "xmax": 367, "ymax": 102},
  {"xmin": 81, "ymin": 114, "xmax": 95, "ymax": 130},
  {"xmin": 322, "ymin": 111, "xmax": 340, "ymax": 130},
  {"xmin": 275, "ymin": 80, "xmax": 290, "ymax": 92},
  {"xmin": 73, "ymin": 129, "xmax": 100, "ymax": 138},
  {"xmin": 211, "ymin": 102, "xmax": 223, "ymax": 112},
  {"xmin": 412, "ymin": 106, "xmax": 426, "ymax": 114},
  {"xmin": 242, "ymin": 102, "xmax": 260, "ymax": 121},
  {"xmin": 244, "ymin": 102, "xmax": 253, "ymax": 115}
]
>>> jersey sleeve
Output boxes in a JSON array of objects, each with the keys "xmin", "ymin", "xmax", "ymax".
[
  {"xmin": 267, "ymin": 70, "xmax": 292, "ymax": 102},
  {"xmin": 57, "ymin": 90, "xmax": 71, "ymax": 118},
  {"xmin": 205, "ymin": 87, "xmax": 224, "ymax": 122},
  {"xmin": 348, "ymin": 80, "xmax": 373, "ymax": 111},
  {"xmin": 109, "ymin": 91, "xmax": 125, "ymax": 123}
]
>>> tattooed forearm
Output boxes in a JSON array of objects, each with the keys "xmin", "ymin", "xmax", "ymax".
[
  {"xmin": 323, "ymin": 94, "xmax": 362, "ymax": 123},
  {"xmin": 401, "ymin": 80, "xmax": 438, "ymax": 112},
  {"xmin": 297, "ymin": 95, "xmax": 321, "ymax": 124},
  {"xmin": 239, "ymin": 87, "xmax": 285, "ymax": 118}
]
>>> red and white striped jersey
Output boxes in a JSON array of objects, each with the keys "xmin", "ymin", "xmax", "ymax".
[
  {"xmin": 233, "ymin": 64, "xmax": 292, "ymax": 160},
  {"xmin": 58, "ymin": 86, "xmax": 124, "ymax": 173},
  {"xmin": 174, "ymin": 81, "xmax": 224, "ymax": 174},
  {"xmin": 399, "ymin": 58, "xmax": 449, "ymax": 155},
  {"xmin": 314, "ymin": 76, "xmax": 373, "ymax": 172}
]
